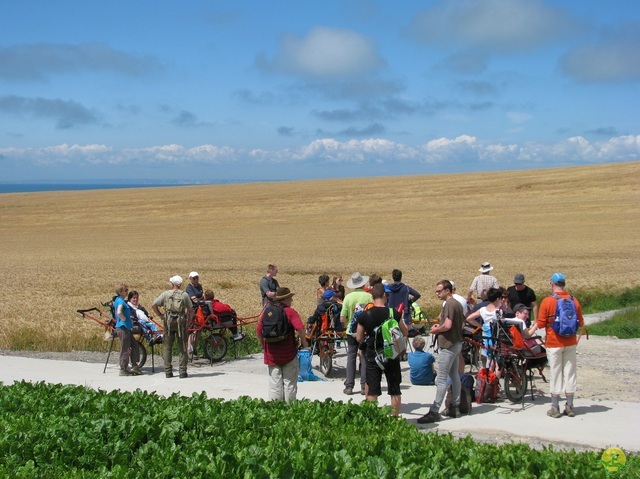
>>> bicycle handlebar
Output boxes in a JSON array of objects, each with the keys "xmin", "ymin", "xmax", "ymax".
[{"xmin": 77, "ymin": 308, "xmax": 100, "ymax": 315}]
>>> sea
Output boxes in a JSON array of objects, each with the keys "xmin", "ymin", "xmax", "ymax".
[{"xmin": 0, "ymin": 180, "xmax": 253, "ymax": 194}]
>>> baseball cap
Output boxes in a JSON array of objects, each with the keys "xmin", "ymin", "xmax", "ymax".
[
  {"xmin": 513, "ymin": 273, "xmax": 525, "ymax": 284},
  {"xmin": 513, "ymin": 303, "xmax": 528, "ymax": 313},
  {"xmin": 170, "ymin": 275, "xmax": 184, "ymax": 286},
  {"xmin": 550, "ymin": 272, "xmax": 566, "ymax": 285},
  {"xmin": 189, "ymin": 271, "xmax": 199, "ymax": 279}
]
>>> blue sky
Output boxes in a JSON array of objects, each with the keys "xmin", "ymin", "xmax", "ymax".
[{"xmin": 1, "ymin": 0, "xmax": 639, "ymax": 183}]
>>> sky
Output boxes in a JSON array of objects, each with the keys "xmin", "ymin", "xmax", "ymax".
[{"xmin": 1, "ymin": 0, "xmax": 639, "ymax": 183}]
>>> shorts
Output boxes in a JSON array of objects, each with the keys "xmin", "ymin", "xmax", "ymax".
[{"xmin": 365, "ymin": 356, "xmax": 402, "ymax": 397}]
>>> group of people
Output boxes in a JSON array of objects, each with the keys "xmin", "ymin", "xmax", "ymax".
[
  {"xmin": 113, "ymin": 260, "xmax": 585, "ymax": 423},
  {"xmin": 113, "ymin": 271, "xmax": 245, "ymax": 379},
  {"xmin": 256, "ymin": 262, "xmax": 585, "ymax": 423}
]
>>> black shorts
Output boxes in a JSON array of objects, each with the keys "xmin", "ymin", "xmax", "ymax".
[{"xmin": 365, "ymin": 356, "xmax": 402, "ymax": 397}]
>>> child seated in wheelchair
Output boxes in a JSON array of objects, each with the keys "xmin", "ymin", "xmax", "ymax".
[
  {"xmin": 307, "ymin": 289, "xmax": 343, "ymax": 332},
  {"xmin": 127, "ymin": 290, "xmax": 163, "ymax": 344},
  {"xmin": 203, "ymin": 290, "xmax": 245, "ymax": 341}
]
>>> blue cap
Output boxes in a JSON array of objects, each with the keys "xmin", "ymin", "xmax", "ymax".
[
  {"xmin": 322, "ymin": 290, "xmax": 336, "ymax": 300},
  {"xmin": 550, "ymin": 272, "xmax": 566, "ymax": 284}
]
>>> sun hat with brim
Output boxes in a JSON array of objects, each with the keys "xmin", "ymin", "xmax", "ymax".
[
  {"xmin": 275, "ymin": 287, "xmax": 295, "ymax": 301},
  {"xmin": 550, "ymin": 272, "xmax": 566, "ymax": 285},
  {"xmin": 170, "ymin": 275, "xmax": 184, "ymax": 286},
  {"xmin": 479, "ymin": 262, "xmax": 494, "ymax": 273},
  {"xmin": 346, "ymin": 272, "xmax": 369, "ymax": 289}
]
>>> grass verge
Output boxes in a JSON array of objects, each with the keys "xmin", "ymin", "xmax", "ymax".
[
  {"xmin": 587, "ymin": 307, "xmax": 640, "ymax": 339},
  {"xmin": 576, "ymin": 286, "xmax": 640, "ymax": 314}
]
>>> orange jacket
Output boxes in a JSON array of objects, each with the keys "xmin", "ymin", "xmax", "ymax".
[{"xmin": 536, "ymin": 291, "xmax": 584, "ymax": 348}]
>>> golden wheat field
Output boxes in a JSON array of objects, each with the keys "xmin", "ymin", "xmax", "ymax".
[{"xmin": 1, "ymin": 162, "xmax": 639, "ymax": 351}]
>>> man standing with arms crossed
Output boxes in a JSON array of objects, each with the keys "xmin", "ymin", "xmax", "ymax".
[
  {"xmin": 152, "ymin": 275, "xmax": 194, "ymax": 379},
  {"xmin": 259, "ymin": 264, "xmax": 279, "ymax": 306},
  {"xmin": 418, "ymin": 280, "xmax": 465, "ymax": 423}
]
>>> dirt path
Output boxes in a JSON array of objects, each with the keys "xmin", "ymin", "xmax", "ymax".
[{"xmin": 2, "ymin": 335, "xmax": 639, "ymax": 402}]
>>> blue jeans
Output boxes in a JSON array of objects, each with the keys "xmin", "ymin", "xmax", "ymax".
[{"xmin": 431, "ymin": 342, "xmax": 462, "ymax": 413}]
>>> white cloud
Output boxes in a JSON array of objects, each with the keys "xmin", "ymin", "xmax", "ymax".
[
  {"xmin": 408, "ymin": 0, "xmax": 575, "ymax": 52},
  {"xmin": 1, "ymin": 136, "xmax": 638, "ymax": 173},
  {"xmin": 256, "ymin": 27, "xmax": 385, "ymax": 78}
]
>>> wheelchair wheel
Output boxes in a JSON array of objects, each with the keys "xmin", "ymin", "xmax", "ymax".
[
  {"xmin": 319, "ymin": 350, "xmax": 333, "ymax": 377},
  {"xmin": 137, "ymin": 341, "xmax": 147, "ymax": 368},
  {"xmin": 203, "ymin": 334, "xmax": 228, "ymax": 362},
  {"xmin": 504, "ymin": 361, "xmax": 527, "ymax": 403}
]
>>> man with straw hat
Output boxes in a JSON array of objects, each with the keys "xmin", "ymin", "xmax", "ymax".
[
  {"xmin": 257, "ymin": 287, "xmax": 309, "ymax": 402},
  {"xmin": 467, "ymin": 262, "xmax": 499, "ymax": 305},
  {"xmin": 340, "ymin": 272, "xmax": 373, "ymax": 395}
]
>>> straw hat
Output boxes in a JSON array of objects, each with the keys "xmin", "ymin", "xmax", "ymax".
[
  {"xmin": 346, "ymin": 272, "xmax": 369, "ymax": 289},
  {"xmin": 275, "ymin": 287, "xmax": 295, "ymax": 301}
]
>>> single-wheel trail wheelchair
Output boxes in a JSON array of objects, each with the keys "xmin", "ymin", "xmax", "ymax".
[{"xmin": 76, "ymin": 300, "xmax": 164, "ymax": 372}]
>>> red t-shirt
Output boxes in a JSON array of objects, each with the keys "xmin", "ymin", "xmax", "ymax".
[
  {"xmin": 210, "ymin": 299, "xmax": 233, "ymax": 315},
  {"xmin": 257, "ymin": 306, "xmax": 304, "ymax": 366}
]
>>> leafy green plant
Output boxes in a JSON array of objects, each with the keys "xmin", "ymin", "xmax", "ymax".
[{"xmin": 1, "ymin": 382, "xmax": 636, "ymax": 478}]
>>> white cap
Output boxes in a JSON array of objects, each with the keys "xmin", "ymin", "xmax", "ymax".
[
  {"xmin": 170, "ymin": 275, "xmax": 183, "ymax": 286},
  {"xmin": 189, "ymin": 271, "xmax": 199, "ymax": 279}
]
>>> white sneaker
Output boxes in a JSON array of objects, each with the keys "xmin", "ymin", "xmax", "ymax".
[{"xmin": 233, "ymin": 333, "xmax": 245, "ymax": 341}]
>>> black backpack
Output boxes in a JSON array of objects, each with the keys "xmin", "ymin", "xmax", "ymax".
[
  {"xmin": 444, "ymin": 373, "xmax": 474, "ymax": 416},
  {"xmin": 261, "ymin": 303, "xmax": 292, "ymax": 342}
]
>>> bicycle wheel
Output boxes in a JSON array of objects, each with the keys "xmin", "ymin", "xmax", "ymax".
[
  {"xmin": 504, "ymin": 361, "xmax": 527, "ymax": 403},
  {"xmin": 319, "ymin": 347, "xmax": 333, "ymax": 376},
  {"xmin": 137, "ymin": 341, "xmax": 147, "ymax": 368},
  {"xmin": 203, "ymin": 334, "xmax": 228, "ymax": 362}
]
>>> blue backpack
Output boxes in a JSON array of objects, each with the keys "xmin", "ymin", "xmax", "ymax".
[{"xmin": 551, "ymin": 294, "xmax": 579, "ymax": 337}]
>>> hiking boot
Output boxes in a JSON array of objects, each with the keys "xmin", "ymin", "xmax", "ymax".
[
  {"xmin": 165, "ymin": 372, "xmax": 174, "ymax": 378},
  {"xmin": 445, "ymin": 406, "xmax": 460, "ymax": 419},
  {"xmin": 119, "ymin": 369, "xmax": 133, "ymax": 376},
  {"xmin": 417, "ymin": 410, "xmax": 441, "ymax": 424},
  {"xmin": 343, "ymin": 387, "xmax": 354, "ymax": 395},
  {"xmin": 130, "ymin": 366, "xmax": 143, "ymax": 375},
  {"xmin": 563, "ymin": 405, "xmax": 575, "ymax": 417},
  {"xmin": 547, "ymin": 406, "xmax": 562, "ymax": 418},
  {"xmin": 179, "ymin": 372, "xmax": 188, "ymax": 379}
]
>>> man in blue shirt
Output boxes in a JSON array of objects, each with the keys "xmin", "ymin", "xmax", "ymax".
[{"xmin": 407, "ymin": 336, "xmax": 435, "ymax": 385}]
